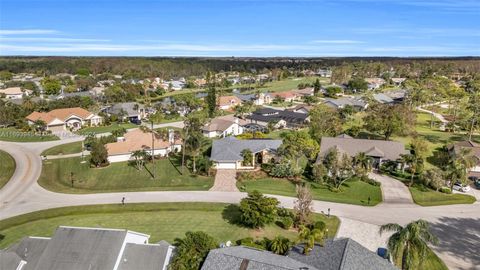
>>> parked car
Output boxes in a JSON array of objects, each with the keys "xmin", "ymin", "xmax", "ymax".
[
  {"xmin": 468, "ymin": 176, "xmax": 478, "ymax": 182},
  {"xmin": 453, "ymin": 182, "xmax": 471, "ymax": 192},
  {"xmin": 130, "ymin": 118, "xmax": 142, "ymax": 125},
  {"xmin": 474, "ymin": 180, "xmax": 480, "ymax": 190}
]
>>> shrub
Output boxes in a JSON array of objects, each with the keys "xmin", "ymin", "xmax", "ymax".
[
  {"xmin": 280, "ymin": 216, "xmax": 294, "ymax": 229},
  {"xmin": 440, "ymin": 187, "xmax": 452, "ymax": 194},
  {"xmin": 239, "ymin": 191, "xmax": 280, "ymax": 228},
  {"xmin": 277, "ymin": 207, "xmax": 294, "ymax": 218},
  {"xmin": 313, "ymin": 221, "xmax": 326, "ymax": 231}
]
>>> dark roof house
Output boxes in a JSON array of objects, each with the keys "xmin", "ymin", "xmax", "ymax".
[
  {"xmin": 288, "ymin": 239, "xmax": 397, "ymax": 270},
  {"xmin": 211, "ymin": 136, "xmax": 282, "ymax": 163},
  {"xmin": 247, "ymin": 107, "xmax": 309, "ymax": 127},
  {"xmin": 201, "ymin": 246, "xmax": 317, "ymax": 270},
  {"xmin": 2, "ymin": 226, "xmax": 174, "ymax": 270},
  {"xmin": 318, "ymin": 136, "xmax": 407, "ymax": 162}
]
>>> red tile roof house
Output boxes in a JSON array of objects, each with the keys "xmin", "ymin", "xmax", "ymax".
[
  {"xmin": 270, "ymin": 91, "xmax": 300, "ymax": 102},
  {"xmin": 217, "ymin": 95, "xmax": 242, "ymax": 110},
  {"xmin": 106, "ymin": 129, "xmax": 182, "ymax": 163},
  {"xmin": 26, "ymin": 107, "xmax": 103, "ymax": 132}
]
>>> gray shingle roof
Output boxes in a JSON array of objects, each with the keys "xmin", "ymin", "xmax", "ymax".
[
  {"xmin": 33, "ymin": 226, "xmax": 128, "ymax": 270},
  {"xmin": 373, "ymin": 93, "xmax": 394, "ymax": 104},
  {"xmin": 288, "ymin": 239, "xmax": 397, "ymax": 270},
  {"xmin": 7, "ymin": 236, "xmax": 50, "ymax": 270},
  {"xmin": 201, "ymin": 246, "xmax": 317, "ymax": 270},
  {"xmin": 106, "ymin": 102, "xmax": 144, "ymax": 117},
  {"xmin": 0, "ymin": 251, "xmax": 24, "ymax": 270},
  {"xmin": 324, "ymin": 98, "xmax": 366, "ymax": 109},
  {"xmin": 118, "ymin": 241, "xmax": 172, "ymax": 270},
  {"xmin": 318, "ymin": 137, "xmax": 407, "ymax": 161},
  {"xmin": 211, "ymin": 137, "xmax": 282, "ymax": 162}
]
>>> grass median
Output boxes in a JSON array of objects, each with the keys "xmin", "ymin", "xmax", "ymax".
[{"xmin": 0, "ymin": 150, "xmax": 16, "ymax": 189}]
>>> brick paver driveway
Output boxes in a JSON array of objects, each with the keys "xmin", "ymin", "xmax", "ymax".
[{"xmin": 209, "ymin": 169, "xmax": 239, "ymax": 192}]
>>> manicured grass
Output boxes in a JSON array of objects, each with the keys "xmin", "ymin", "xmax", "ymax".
[
  {"xmin": 0, "ymin": 128, "xmax": 59, "ymax": 142},
  {"xmin": 0, "ymin": 202, "xmax": 340, "ymax": 249},
  {"xmin": 76, "ymin": 123, "xmax": 138, "ymax": 135},
  {"xmin": 41, "ymin": 141, "xmax": 83, "ymax": 156},
  {"xmin": 38, "ymin": 156, "xmax": 214, "ymax": 193},
  {"xmin": 409, "ymin": 186, "xmax": 476, "ymax": 206},
  {"xmin": 0, "ymin": 150, "xmax": 16, "ymax": 189},
  {"xmin": 238, "ymin": 178, "xmax": 382, "ymax": 206},
  {"xmin": 257, "ymin": 77, "xmax": 330, "ymax": 93}
]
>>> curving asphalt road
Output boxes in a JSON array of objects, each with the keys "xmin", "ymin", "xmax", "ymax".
[{"xmin": 0, "ymin": 139, "xmax": 479, "ymax": 270}]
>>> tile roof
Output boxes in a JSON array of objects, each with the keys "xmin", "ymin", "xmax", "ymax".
[
  {"xmin": 106, "ymin": 129, "xmax": 181, "ymax": 155},
  {"xmin": 202, "ymin": 246, "xmax": 316, "ymax": 270},
  {"xmin": 203, "ymin": 115, "xmax": 247, "ymax": 132},
  {"xmin": 318, "ymin": 137, "xmax": 407, "ymax": 161},
  {"xmin": 211, "ymin": 136, "xmax": 282, "ymax": 162},
  {"xmin": 0, "ymin": 86, "xmax": 31, "ymax": 95},
  {"xmin": 26, "ymin": 107, "xmax": 95, "ymax": 124},
  {"xmin": 218, "ymin": 96, "xmax": 242, "ymax": 107},
  {"xmin": 288, "ymin": 239, "xmax": 397, "ymax": 270}
]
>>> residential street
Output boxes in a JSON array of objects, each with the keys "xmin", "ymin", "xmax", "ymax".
[{"xmin": 0, "ymin": 140, "xmax": 479, "ymax": 269}]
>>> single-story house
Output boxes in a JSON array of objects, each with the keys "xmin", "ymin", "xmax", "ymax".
[
  {"xmin": 270, "ymin": 91, "xmax": 299, "ymax": 102},
  {"xmin": 201, "ymin": 246, "xmax": 314, "ymax": 270},
  {"xmin": 218, "ymin": 95, "xmax": 242, "ymax": 110},
  {"xmin": 391, "ymin": 78, "xmax": 406, "ymax": 86},
  {"xmin": 1, "ymin": 226, "xmax": 174, "ymax": 270},
  {"xmin": 235, "ymin": 92, "xmax": 272, "ymax": 105},
  {"xmin": 0, "ymin": 87, "xmax": 32, "ymax": 99},
  {"xmin": 317, "ymin": 135, "xmax": 407, "ymax": 168},
  {"xmin": 106, "ymin": 129, "xmax": 181, "ymax": 163},
  {"xmin": 373, "ymin": 93, "xmax": 394, "ymax": 104},
  {"xmin": 287, "ymin": 104, "xmax": 313, "ymax": 114},
  {"xmin": 104, "ymin": 102, "xmax": 148, "ymax": 122},
  {"xmin": 293, "ymin": 87, "xmax": 315, "ymax": 97},
  {"xmin": 247, "ymin": 107, "xmax": 309, "ymax": 128},
  {"xmin": 384, "ymin": 89, "xmax": 407, "ymax": 103},
  {"xmin": 324, "ymin": 97, "xmax": 368, "ymax": 110},
  {"xmin": 26, "ymin": 107, "xmax": 103, "ymax": 132},
  {"xmin": 210, "ymin": 136, "xmax": 282, "ymax": 169},
  {"xmin": 202, "ymin": 115, "xmax": 247, "ymax": 138},
  {"xmin": 201, "ymin": 238, "xmax": 396, "ymax": 270},
  {"xmin": 449, "ymin": 141, "xmax": 480, "ymax": 177},
  {"xmin": 365, "ymin": 78, "xmax": 386, "ymax": 90},
  {"xmin": 288, "ymin": 238, "xmax": 397, "ymax": 270}
]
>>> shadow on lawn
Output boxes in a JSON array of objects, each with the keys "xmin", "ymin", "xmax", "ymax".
[
  {"xmin": 430, "ymin": 216, "xmax": 480, "ymax": 268},
  {"xmin": 222, "ymin": 204, "xmax": 242, "ymax": 225}
]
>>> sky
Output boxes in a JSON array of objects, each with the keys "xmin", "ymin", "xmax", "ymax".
[{"xmin": 0, "ymin": 0, "xmax": 479, "ymax": 57}]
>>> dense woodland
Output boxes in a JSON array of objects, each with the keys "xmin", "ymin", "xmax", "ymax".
[{"xmin": 1, "ymin": 57, "xmax": 479, "ymax": 82}]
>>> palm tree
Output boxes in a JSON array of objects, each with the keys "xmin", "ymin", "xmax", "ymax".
[
  {"xmin": 447, "ymin": 148, "xmax": 476, "ymax": 190},
  {"xmin": 269, "ymin": 236, "xmax": 291, "ymax": 255},
  {"xmin": 298, "ymin": 225, "xmax": 324, "ymax": 255},
  {"xmin": 380, "ymin": 220, "xmax": 438, "ymax": 270},
  {"xmin": 400, "ymin": 153, "xmax": 423, "ymax": 186},
  {"xmin": 33, "ymin": 120, "xmax": 47, "ymax": 137},
  {"xmin": 185, "ymin": 133, "xmax": 208, "ymax": 173},
  {"xmin": 131, "ymin": 149, "xmax": 147, "ymax": 170},
  {"xmin": 353, "ymin": 152, "xmax": 372, "ymax": 177}
]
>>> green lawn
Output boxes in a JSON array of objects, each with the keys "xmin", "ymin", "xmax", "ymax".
[
  {"xmin": 409, "ymin": 186, "xmax": 476, "ymax": 206},
  {"xmin": 0, "ymin": 150, "xmax": 15, "ymax": 189},
  {"xmin": 238, "ymin": 178, "xmax": 382, "ymax": 206},
  {"xmin": 0, "ymin": 128, "xmax": 59, "ymax": 142},
  {"xmin": 0, "ymin": 202, "xmax": 340, "ymax": 249},
  {"xmin": 257, "ymin": 77, "xmax": 330, "ymax": 93},
  {"xmin": 38, "ymin": 156, "xmax": 214, "ymax": 193},
  {"xmin": 76, "ymin": 123, "xmax": 138, "ymax": 135},
  {"xmin": 41, "ymin": 141, "xmax": 83, "ymax": 156}
]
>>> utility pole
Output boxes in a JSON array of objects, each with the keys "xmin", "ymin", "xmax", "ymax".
[{"xmin": 151, "ymin": 120, "xmax": 155, "ymax": 179}]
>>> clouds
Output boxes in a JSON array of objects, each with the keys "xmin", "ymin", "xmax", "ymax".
[{"xmin": 0, "ymin": 29, "xmax": 59, "ymax": 35}]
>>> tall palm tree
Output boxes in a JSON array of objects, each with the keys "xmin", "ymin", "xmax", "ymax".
[
  {"xmin": 400, "ymin": 153, "xmax": 423, "ymax": 186},
  {"xmin": 353, "ymin": 152, "xmax": 372, "ymax": 177},
  {"xmin": 185, "ymin": 133, "xmax": 209, "ymax": 173},
  {"xmin": 269, "ymin": 236, "xmax": 291, "ymax": 255},
  {"xmin": 380, "ymin": 220, "xmax": 438, "ymax": 270},
  {"xmin": 447, "ymin": 148, "xmax": 476, "ymax": 190},
  {"xmin": 298, "ymin": 225, "xmax": 324, "ymax": 255}
]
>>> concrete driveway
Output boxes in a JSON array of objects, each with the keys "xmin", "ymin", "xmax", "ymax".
[{"xmin": 369, "ymin": 172, "xmax": 415, "ymax": 206}]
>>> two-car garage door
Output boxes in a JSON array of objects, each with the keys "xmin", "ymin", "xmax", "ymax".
[
  {"xmin": 48, "ymin": 124, "xmax": 65, "ymax": 132},
  {"xmin": 215, "ymin": 162, "xmax": 237, "ymax": 169}
]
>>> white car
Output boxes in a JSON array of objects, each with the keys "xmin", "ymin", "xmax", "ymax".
[{"xmin": 453, "ymin": 182, "xmax": 471, "ymax": 192}]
